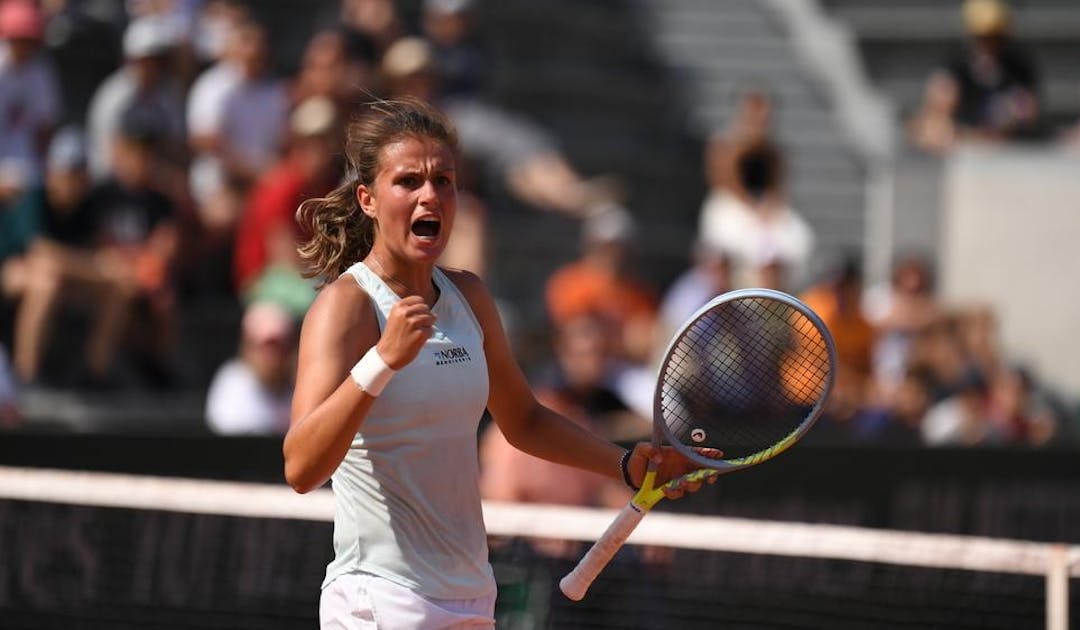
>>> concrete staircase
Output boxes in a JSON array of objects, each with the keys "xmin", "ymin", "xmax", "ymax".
[{"xmin": 640, "ymin": 0, "xmax": 870, "ymax": 277}]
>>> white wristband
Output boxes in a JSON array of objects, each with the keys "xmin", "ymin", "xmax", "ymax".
[{"xmin": 350, "ymin": 347, "xmax": 397, "ymax": 397}]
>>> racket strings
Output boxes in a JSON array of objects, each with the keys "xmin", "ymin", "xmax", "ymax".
[
  {"xmin": 664, "ymin": 321, "xmax": 787, "ymax": 456},
  {"xmin": 659, "ymin": 297, "xmax": 831, "ymax": 460}
]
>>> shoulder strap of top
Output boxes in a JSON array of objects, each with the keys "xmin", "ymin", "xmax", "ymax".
[
  {"xmin": 432, "ymin": 267, "xmax": 484, "ymax": 342},
  {"xmin": 342, "ymin": 261, "xmax": 392, "ymax": 329}
]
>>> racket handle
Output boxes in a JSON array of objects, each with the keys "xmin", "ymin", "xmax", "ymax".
[{"xmin": 559, "ymin": 502, "xmax": 647, "ymax": 601}]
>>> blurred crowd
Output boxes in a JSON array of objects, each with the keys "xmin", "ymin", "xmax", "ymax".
[
  {"xmin": 803, "ymin": 255, "xmax": 1066, "ymax": 448},
  {"xmin": 0, "ymin": 0, "xmax": 1074, "ymax": 452},
  {"xmin": 0, "ymin": 0, "xmax": 623, "ymax": 425}
]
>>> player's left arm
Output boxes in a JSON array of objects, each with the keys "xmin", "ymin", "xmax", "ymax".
[
  {"xmin": 446, "ymin": 268, "xmax": 624, "ymax": 479},
  {"xmin": 446, "ymin": 269, "xmax": 699, "ymax": 490}
]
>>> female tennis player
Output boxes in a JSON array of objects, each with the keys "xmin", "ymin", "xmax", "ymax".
[{"xmin": 282, "ymin": 97, "xmax": 710, "ymax": 628}]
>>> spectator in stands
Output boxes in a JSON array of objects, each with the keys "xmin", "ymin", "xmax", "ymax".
[
  {"xmin": 699, "ymin": 88, "xmax": 814, "ymax": 290},
  {"xmin": 908, "ymin": 71, "xmax": 962, "ymax": 155},
  {"xmin": 191, "ymin": 20, "xmax": 288, "ymax": 197},
  {"xmin": 953, "ymin": 305, "xmax": 1062, "ymax": 445},
  {"xmin": 183, "ymin": 18, "xmax": 289, "ymax": 302},
  {"xmin": 0, "ymin": 0, "xmax": 61, "ymax": 200},
  {"xmin": 908, "ymin": 313, "xmax": 975, "ymax": 403},
  {"xmin": 188, "ymin": 14, "xmax": 247, "ymax": 203},
  {"xmin": 380, "ymin": 36, "xmax": 624, "ymax": 219},
  {"xmin": 801, "ymin": 258, "xmax": 875, "ymax": 422},
  {"xmin": 538, "ymin": 311, "xmax": 650, "ymax": 441},
  {"xmin": 87, "ymin": 14, "xmax": 186, "ymax": 181},
  {"xmin": 212, "ymin": 21, "xmax": 288, "ymax": 186},
  {"xmin": 125, "ymin": 0, "xmax": 201, "ymax": 86},
  {"xmin": 922, "ymin": 367, "xmax": 992, "ymax": 446},
  {"xmin": 2, "ymin": 127, "xmax": 101, "ymax": 384},
  {"xmin": 205, "ymin": 300, "xmax": 296, "ymax": 435},
  {"xmin": 182, "ymin": 10, "xmax": 246, "ymax": 298},
  {"xmin": 83, "ymin": 106, "xmax": 180, "ymax": 387},
  {"xmin": 1, "ymin": 127, "xmax": 88, "ymax": 276},
  {"xmin": 909, "ymin": 0, "xmax": 1040, "ymax": 153},
  {"xmin": 233, "ymin": 96, "xmax": 339, "ymax": 315},
  {"xmin": 39, "ymin": 0, "xmax": 121, "ymax": 129},
  {"xmin": 863, "ymin": 255, "xmax": 940, "ymax": 399},
  {"xmin": 853, "ymin": 365, "xmax": 935, "ymax": 446},
  {"xmin": 190, "ymin": 0, "xmax": 250, "ymax": 68},
  {"xmin": 338, "ymin": 0, "xmax": 404, "ymax": 59},
  {"xmin": 659, "ymin": 240, "xmax": 732, "ymax": 341},
  {"xmin": 421, "ymin": 0, "xmax": 487, "ymax": 100},
  {"xmin": 986, "ymin": 363, "xmax": 1058, "ymax": 446},
  {"xmin": 292, "ymin": 28, "xmax": 371, "ymax": 120},
  {"xmin": 545, "ymin": 206, "xmax": 659, "ymax": 366},
  {"xmin": 955, "ymin": 304, "xmax": 1002, "ymax": 381}
]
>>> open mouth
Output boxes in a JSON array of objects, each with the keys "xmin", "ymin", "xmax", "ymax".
[{"xmin": 411, "ymin": 218, "xmax": 441, "ymax": 238}]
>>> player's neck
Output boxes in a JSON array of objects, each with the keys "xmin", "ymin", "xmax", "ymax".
[{"xmin": 365, "ymin": 252, "xmax": 437, "ymax": 304}]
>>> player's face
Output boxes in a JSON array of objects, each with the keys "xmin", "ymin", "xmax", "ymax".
[{"xmin": 360, "ymin": 135, "xmax": 457, "ymax": 264}]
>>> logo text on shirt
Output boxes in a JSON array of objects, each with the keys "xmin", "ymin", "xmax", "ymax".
[{"xmin": 432, "ymin": 346, "xmax": 472, "ymax": 366}]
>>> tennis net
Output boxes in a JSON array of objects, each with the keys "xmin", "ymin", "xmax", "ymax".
[{"xmin": 1, "ymin": 466, "xmax": 1076, "ymax": 629}]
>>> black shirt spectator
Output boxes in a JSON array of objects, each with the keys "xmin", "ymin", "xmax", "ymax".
[
  {"xmin": 85, "ymin": 178, "xmax": 174, "ymax": 248},
  {"xmin": 945, "ymin": 40, "xmax": 1038, "ymax": 134},
  {"xmin": 908, "ymin": 0, "xmax": 1042, "ymax": 153}
]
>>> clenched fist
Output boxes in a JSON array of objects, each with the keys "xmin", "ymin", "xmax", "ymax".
[{"xmin": 376, "ymin": 295, "xmax": 437, "ymax": 369}]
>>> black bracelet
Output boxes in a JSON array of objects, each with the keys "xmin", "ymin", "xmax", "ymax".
[{"xmin": 620, "ymin": 449, "xmax": 638, "ymax": 490}]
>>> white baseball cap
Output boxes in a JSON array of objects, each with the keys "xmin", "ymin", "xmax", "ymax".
[
  {"xmin": 123, "ymin": 15, "xmax": 179, "ymax": 59},
  {"xmin": 583, "ymin": 204, "xmax": 637, "ymax": 245}
]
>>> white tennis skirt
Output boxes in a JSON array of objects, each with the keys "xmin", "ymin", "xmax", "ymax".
[{"xmin": 320, "ymin": 573, "xmax": 496, "ymax": 629}]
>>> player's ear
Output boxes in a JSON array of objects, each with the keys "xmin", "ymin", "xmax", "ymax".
[{"xmin": 357, "ymin": 184, "xmax": 376, "ymax": 219}]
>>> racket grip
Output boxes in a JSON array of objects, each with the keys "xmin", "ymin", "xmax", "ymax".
[{"xmin": 559, "ymin": 502, "xmax": 647, "ymax": 601}]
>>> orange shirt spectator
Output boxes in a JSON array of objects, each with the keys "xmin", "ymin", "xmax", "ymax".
[
  {"xmin": 545, "ymin": 207, "xmax": 658, "ymax": 363},
  {"xmin": 800, "ymin": 261, "xmax": 875, "ymax": 418},
  {"xmin": 802, "ymin": 284, "xmax": 874, "ymax": 378},
  {"xmin": 546, "ymin": 261, "xmax": 656, "ymax": 329}
]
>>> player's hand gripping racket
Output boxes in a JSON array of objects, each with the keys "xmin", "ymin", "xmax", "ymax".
[{"xmin": 559, "ymin": 288, "xmax": 837, "ymax": 601}]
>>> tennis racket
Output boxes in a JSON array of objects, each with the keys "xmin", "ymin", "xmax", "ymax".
[{"xmin": 559, "ymin": 287, "xmax": 837, "ymax": 601}]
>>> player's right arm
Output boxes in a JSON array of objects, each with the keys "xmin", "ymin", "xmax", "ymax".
[
  {"xmin": 283, "ymin": 278, "xmax": 434, "ymax": 493},
  {"xmin": 284, "ymin": 278, "xmax": 378, "ymax": 493}
]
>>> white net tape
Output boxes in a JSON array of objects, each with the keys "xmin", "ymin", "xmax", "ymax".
[{"xmin": 1, "ymin": 465, "xmax": 1076, "ymax": 579}]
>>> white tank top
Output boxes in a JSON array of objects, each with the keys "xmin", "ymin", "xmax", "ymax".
[{"xmin": 322, "ymin": 262, "xmax": 494, "ymax": 599}]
